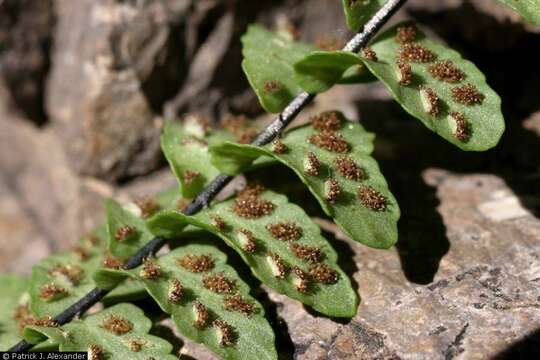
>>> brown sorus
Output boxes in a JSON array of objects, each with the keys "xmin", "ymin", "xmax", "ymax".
[
  {"xmin": 263, "ymin": 80, "xmax": 283, "ymax": 93},
  {"xmin": 266, "ymin": 222, "xmax": 303, "ymax": 241},
  {"xmin": 238, "ymin": 184, "xmax": 265, "ymax": 198},
  {"xmin": 140, "ymin": 258, "xmax": 161, "ymax": 279},
  {"xmin": 13, "ymin": 303, "xmax": 34, "ymax": 332},
  {"xmin": 211, "ymin": 215, "xmax": 226, "ymax": 231},
  {"xmin": 223, "ymin": 294, "xmax": 255, "ymax": 316},
  {"xmin": 127, "ymin": 339, "xmax": 145, "ymax": 352},
  {"xmin": 291, "ymin": 267, "xmax": 309, "ymax": 293},
  {"xmin": 304, "ymin": 152, "xmax": 320, "ymax": 176},
  {"xmin": 314, "ymin": 34, "xmax": 344, "ymax": 51},
  {"xmin": 363, "ymin": 47, "xmax": 378, "ymax": 61},
  {"xmin": 183, "ymin": 170, "xmax": 200, "ymax": 185},
  {"xmin": 222, "ymin": 115, "xmax": 248, "ymax": 135},
  {"xmin": 237, "ymin": 229, "xmax": 257, "ymax": 253},
  {"xmin": 419, "ymin": 85, "xmax": 440, "ymax": 116},
  {"xmin": 72, "ymin": 245, "xmax": 90, "ymax": 261},
  {"xmin": 449, "ymin": 111, "xmax": 470, "ymax": 142},
  {"xmin": 267, "ymin": 253, "xmax": 287, "ymax": 279},
  {"xmin": 271, "ymin": 138, "xmax": 287, "ymax": 154},
  {"xmin": 49, "ymin": 264, "xmax": 82, "ymax": 285},
  {"xmin": 308, "ymin": 131, "xmax": 349, "ymax": 153},
  {"xmin": 309, "ymin": 263, "xmax": 339, "ymax": 284},
  {"xmin": 236, "ymin": 128, "xmax": 258, "ymax": 144},
  {"xmin": 396, "ymin": 22, "xmax": 417, "ymax": 44},
  {"xmin": 428, "ymin": 60, "xmax": 465, "ymax": 83},
  {"xmin": 134, "ymin": 197, "xmax": 160, "ymax": 219},
  {"xmin": 178, "ymin": 254, "xmax": 214, "ymax": 273},
  {"xmin": 357, "ymin": 185, "xmax": 388, "ymax": 211},
  {"xmin": 102, "ymin": 254, "xmax": 124, "ymax": 269},
  {"xmin": 39, "ymin": 283, "xmax": 68, "ymax": 301},
  {"xmin": 213, "ymin": 319, "xmax": 235, "ymax": 347},
  {"xmin": 168, "ymin": 279, "xmax": 183, "ymax": 303},
  {"xmin": 311, "ymin": 111, "xmax": 342, "ymax": 132},
  {"xmin": 230, "ymin": 189, "xmax": 274, "ymax": 219},
  {"xmin": 32, "ymin": 316, "xmax": 58, "ymax": 328},
  {"xmin": 203, "ymin": 272, "xmax": 236, "ymax": 294},
  {"xmin": 115, "ymin": 225, "xmax": 136, "ymax": 241},
  {"xmin": 451, "ymin": 84, "xmax": 484, "ymax": 105},
  {"xmin": 334, "ymin": 156, "xmax": 366, "ymax": 181},
  {"xmin": 290, "ymin": 243, "xmax": 322, "ymax": 263},
  {"xmin": 101, "ymin": 314, "xmax": 133, "ymax": 335},
  {"xmin": 396, "ymin": 60, "xmax": 413, "ymax": 86},
  {"xmin": 88, "ymin": 344, "xmax": 103, "ymax": 360},
  {"xmin": 399, "ymin": 43, "xmax": 436, "ymax": 63},
  {"xmin": 324, "ymin": 178, "xmax": 341, "ymax": 204},
  {"xmin": 193, "ymin": 301, "xmax": 209, "ymax": 329}
]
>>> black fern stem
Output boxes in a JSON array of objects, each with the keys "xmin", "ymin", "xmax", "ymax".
[{"xmin": 7, "ymin": 0, "xmax": 407, "ymax": 353}]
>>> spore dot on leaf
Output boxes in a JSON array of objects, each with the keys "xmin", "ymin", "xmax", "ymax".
[
  {"xmin": 314, "ymin": 34, "xmax": 344, "ymax": 51},
  {"xmin": 134, "ymin": 197, "xmax": 160, "ymax": 219},
  {"xmin": 203, "ymin": 272, "xmax": 236, "ymax": 294},
  {"xmin": 127, "ymin": 338, "xmax": 146, "ymax": 352},
  {"xmin": 114, "ymin": 225, "xmax": 136, "ymax": 241},
  {"xmin": 168, "ymin": 279, "xmax": 183, "ymax": 304},
  {"xmin": 334, "ymin": 156, "xmax": 366, "ymax": 181},
  {"xmin": 324, "ymin": 178, "xmax": 341, "ymax": 204},
  {"xmin": 311, "ymin": 111, "xmax": 342, "ymax": 132},
  {"xmin": 271, "ymin": 138, "xmax": 287, "ymax": 154},
  {"xmin": 223, "ymin": 294, "xmax": 255, "ymax": 316},
  {"xmin": 222, "ymin": 114, "xmax": 249, "ymax": 135},
  {"xmin": 357, "ymin": 185, "xmax": 388, "ymax": 211},
  {"xmin": 396, "ymin": 22, "xmax": 418, "ymax": 44},
  {"xmin": 72, "ymin": 245, "xmax": 90, "ymax": 262},
  {"xmin": 18, "ymin": 314, "xmax": 58, "ymax": 330},
  {"xmin": 449, "ymin": 111, "xmax": 470, "ymax": 142},
  {"xmin": 419, "ymin": 85, "xmax": 440, "ymax": 116},
  {"xmin": 102, "ymin": 253, "xmax": 124, "ymax": 269},
  {"xmin": 290, "ymin": 243, "xmax": 322, "ymax": 263},
  {"xmin": 266, "ymin": 222, "xmax": 303, "ymax": 241},
  {"xmin": 211, "ymin": 215, "xmax": 226, "ymax": 231},
  {"xmin": 451, "ymin": 84, "xmax": 485, "ymax": 105},
  {"xmin": 140, "ymin": 258, "xmax": 161, "ymax": 279},
  {"xmin": 363, "ymin": 47, "xmax": 378, "ymax": 62},
  {"xmin": 308, "ymin": 131, "xmax": 349, "ymax": 153},
  {"xmin": 213, "ymin": 319, "xmax": 235, "ymax": 347},
  {"xmin": 178, "ymin": 254, "xmax": 215, "ymax": 273},
  {"xmin": 88, "ymin": 344, "xmax": 104, "ymax": 360},
  {"xmin": 266, "ymin": 253, "xmax": 287, "ymax": 279},
  {"xmin": 183, "ymin": 170, "xmax": 201, "ymax": 185},
  {"xmin": 39, "ymin": 283, "xmax": 68, "ymax": 302},
  {"xmin": 291, "ymin": 267, "xmax": 309, "ymax": 293},
  {"xmin": 101, "ymin": 314, "xmax": 133, "ymax": 335},
  {"xmin": 303, "ymin": 152, "xmax": 321, "ymax": 176},
  {"xmin": 428, "ymin": 60, "xmax": 465, "ymax": 83},
  {"xmin": 236, "ymin": 128, "xmax": 258, "ymax": 144},
  {"xmin": 237, "ymin": 229, "xmax": 257, "ymax": 253},
  {"xmin": 399, "ymin": 43, "xmax": 436, "ymax": 63},
  {"xmin": 396, "ymin": 60, "xmax": 413, "ymax": 86},
  {"xmin": 193, "ymin": 301, "xmax": 210, "ymax": 329},
  {"xmin": 181, "ymin": 136, "xmax": 208, "ymax": 147},
  {"xmin": 49, "ymin": 264, "xmax": 82, "ymax": 285},
  {"xmin": 309, "ymin": 263, "xmax": 339, "ymax": 284},
  {"xmin": 231, "ymin": 186, "xmax": 275, "ymax": 219},
  {"xmin": 263, "ymin": 79, "xmax": 283, "ymax": 93}
]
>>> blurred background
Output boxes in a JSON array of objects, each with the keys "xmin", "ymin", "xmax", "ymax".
[{"xmin": 0, "ymin": 0, "xmax": 539, "ymax": 358}]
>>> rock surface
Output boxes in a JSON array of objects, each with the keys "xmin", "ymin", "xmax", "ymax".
[{"xmin": 1, "ymin": 0, "xmax": 539, "ymax": 358}]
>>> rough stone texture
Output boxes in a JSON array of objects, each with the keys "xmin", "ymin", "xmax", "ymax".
[
  {"xmin": 0, "ymin": 0, "xmax": 54, "ymax": 125},
  {"xmin": 1, "ymin": 0, "xmax": 540, "ymax": 358},
  {"xmin": 46, "ymin": 0, "xmax": 190, "ymax": 181}
]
